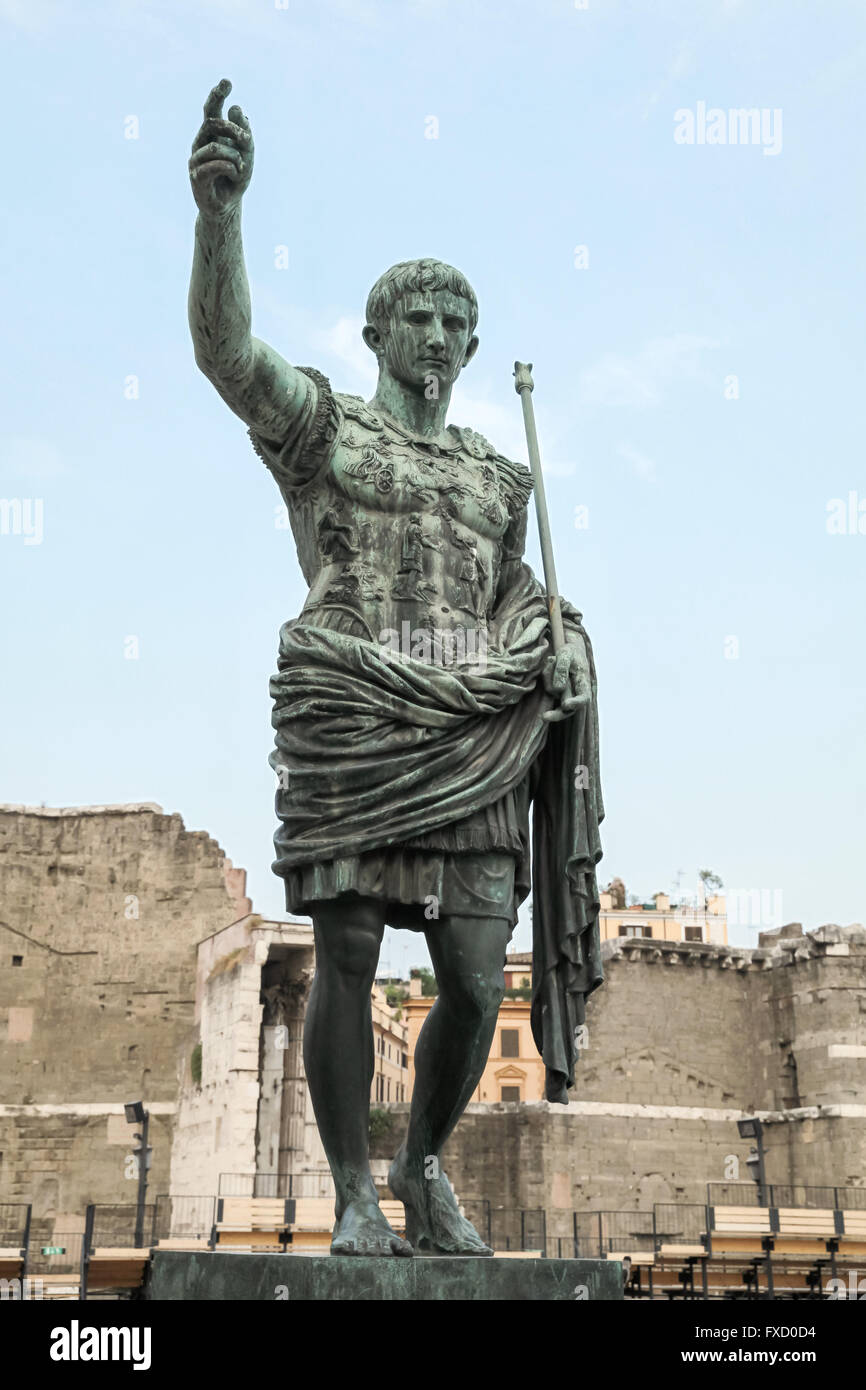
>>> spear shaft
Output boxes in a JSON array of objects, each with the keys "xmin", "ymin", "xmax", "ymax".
[{"xmin": 514, "ymin": 361, "xmax": 566, "ymax": 654}]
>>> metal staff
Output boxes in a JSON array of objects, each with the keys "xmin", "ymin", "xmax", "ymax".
[{"xmin": 514, "ymin": 361, "xmax": 565, "ymax": 654}]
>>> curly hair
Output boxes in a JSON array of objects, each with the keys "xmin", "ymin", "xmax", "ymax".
[{"xmin": 365, "ymin": 258, "xmax": 478, "ymax": 335}]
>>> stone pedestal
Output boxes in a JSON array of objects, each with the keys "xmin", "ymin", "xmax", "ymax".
[{"xmin": 146, "ymin": 1250, "xmax": 623, "ymax": 1301}]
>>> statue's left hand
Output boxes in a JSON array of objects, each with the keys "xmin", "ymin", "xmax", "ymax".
[{"xmin": 541, "ymin": 639, "xmax": 591, "ymax": 722}]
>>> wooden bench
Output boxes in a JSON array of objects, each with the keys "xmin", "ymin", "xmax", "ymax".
[
  {"xmin": 154, "ymin": 1237, "xmax": 214, "ymax": 1251},
  {"xmin": 215, "ymin": 1197, "xmax": 294, "ymax": 1251},
  {"xmin": 709, "ymin": 1205, "xmax": 774, "ymax": 1236},
  {"xmin": 0, "ymin": 1247, "xmax": 25, "ymax": 1280},
  {"xmin": 86, "ymin": 1248, "xmax": 150, "ymax": 1293},
  {"xmin": 776, "ymin": 1208, "xmax": 835, "ymax": 1236},
  {"xmin": 840, "ymin": 1211, "xmax": 866, "ymax": 1246},
  {"xmin": 36, "ymin": 1274, "xmax": 81, "ymax": 1300}
]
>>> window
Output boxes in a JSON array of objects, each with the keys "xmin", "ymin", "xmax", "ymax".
[
  {"xmin": 623, "ymin": 925, "xmax": 652, "ymax": 939},
  {"xmin": 501, "ymin": 1086, "xmax": 521, "ymax": 1102},
  {"xmin": 11, "ymin": 956, "xmax": 23, "ymax": 967},
  {"xmin": 684, "ymin": 927, "xmax": 702, "ymax": 942},
  {"xmin": 500, "ymin": 1029, "xmax": 520, "ymax": 1058},
  {"xmin": 402, "ymin": 1052, "xmax": 408, "ymax": 1069}
]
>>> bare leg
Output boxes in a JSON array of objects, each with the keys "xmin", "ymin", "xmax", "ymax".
[
  {"xmin": 306, "ymin": 896, "xmax": 413, "ymax": 1256},
  {"xmin": 389, "ymin": 915, "xmax": 511, "ymax": 1254}
]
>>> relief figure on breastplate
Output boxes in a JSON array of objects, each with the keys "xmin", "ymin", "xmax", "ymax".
[{"xmin": 391, "ymin": 512, "xmax": 441, "ymax": 604}]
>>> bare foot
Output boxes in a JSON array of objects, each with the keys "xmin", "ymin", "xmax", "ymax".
[
  {"xmin": 330, "ymin": 1198, "xmax": 414, "ymax": 1257},
  {"xmin": 389, "ymin": 1148, "xmax": 493, "ymax": 1256}
]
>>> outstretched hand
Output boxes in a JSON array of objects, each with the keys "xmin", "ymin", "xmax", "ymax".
[
  {"xmin": 189, "ymin": 79, "xmax": 254, "ymax": 216},
  {"xmin": 541, "ymin": 639, "xmax": 591, "ymax": 722}
]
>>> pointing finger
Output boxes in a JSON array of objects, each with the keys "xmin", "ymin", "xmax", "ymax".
[{"xmin": 203, "ymin": 78, "xmax": 232, "ymax": 121}]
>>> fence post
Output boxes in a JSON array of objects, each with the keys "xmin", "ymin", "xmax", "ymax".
[
  {"xmin": 81, "ymin": 1204, "xmax": 95, "ymax": 1301},
  {"xmin": 21, "ymin": 1204, "xmax": 32, "ymax": 1279}
]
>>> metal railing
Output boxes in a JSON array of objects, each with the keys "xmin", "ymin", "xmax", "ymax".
[
  {"xmin": 653, "ymin": 1203, "xmax": 708, "ymax": 1250},
  {"xmin": 88, "ymin": 1203, "xmax": 156, "ymax": 1248},
  {"xmin": 455, "ymin": 1202, "xmax": 547, "ymax": 1253},
  {"xmin": 0, "ymin": 1203, "xmax": 31, "ymax": 1255},
  {"xmin": 490, "ymin": 1208, "xmax": 546, "ymax": 1252},
  {"xmin": 218, "ymin": 1172, "xmax": 335, "ymax": 1199},
  {"xmin": 26, "ymin": 1232, "xmax": 84, "ymax": 1278},
  {"xmin": 707, "ymin": 1181, "xmax": 866, "ymax": 1210},
  {"xmin": 573, "ymin": 1210, "xmax": 655, "ymax": 1258},
  {"xmin": 152, "ymin": 1195, "xmax": 217, "ymax": 1244}
]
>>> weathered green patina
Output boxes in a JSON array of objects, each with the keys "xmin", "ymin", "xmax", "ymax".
[
  {"xmin": 147, "ymin": 1250, "xmax": 624, "ymax": 1301},
  {"xmin": 189, "ymin": 80, "xmax": 604, "ymax": 1258}
]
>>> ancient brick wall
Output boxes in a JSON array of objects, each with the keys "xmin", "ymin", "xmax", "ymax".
[
  {"xmin": 0, "ymin": 804, "xmax": 250, "ymax": 1220},
  {"xmin": 369, "ymin": 929, "xmax": 866, "ymax": 1216}
]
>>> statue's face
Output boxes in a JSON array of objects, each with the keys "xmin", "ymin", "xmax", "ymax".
[{"xmin": 366, "ymin": 289, "xmax": 478, "ymax": 389}]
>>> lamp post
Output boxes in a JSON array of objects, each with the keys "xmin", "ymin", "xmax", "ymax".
[
  {"xmin": 738, "ymin": 1117, "xmax": 767, "ymax": 1205},
  {"xmin": 738, "ymin": 1116, "xmax": 774, "ymax": 1299},
  {"xmin": 125, "ymin": 1101, "xmax": 151, "ymax": 1248}
]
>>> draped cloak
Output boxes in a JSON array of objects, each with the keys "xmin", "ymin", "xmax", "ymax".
[{"xmin": 268, "ymin": 568, "xmax": 605, "ymax": 1105}]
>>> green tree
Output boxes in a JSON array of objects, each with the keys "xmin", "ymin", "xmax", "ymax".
[
  {"xmin": 699, "ymin": 868, "xmax": 724, "ymax": 895},
  {"xmin": 410, "ymin": 966, "xmax": 439, "ymax": 997},
  {"xmin": 368, "ymin": 1108, "xmax": 394, "ymax": 1143}
]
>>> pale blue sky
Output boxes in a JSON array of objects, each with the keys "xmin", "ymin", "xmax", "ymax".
[{"xmin": 1, "ymin": 0, "xmax": 864, "ymax": 967}]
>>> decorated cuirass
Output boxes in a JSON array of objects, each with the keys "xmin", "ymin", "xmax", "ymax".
[{"xmin": 251, "ymin": 368, "xmax": 534, "ymax": 649}]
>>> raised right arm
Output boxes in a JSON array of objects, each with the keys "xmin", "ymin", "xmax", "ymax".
[{"xmin": 188, "ymin": 80, "xmax": 310, "ymax": 442}]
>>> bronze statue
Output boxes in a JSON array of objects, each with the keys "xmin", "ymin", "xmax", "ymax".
[{"xmin": 189, "ymin": 80, "xmax": 604, "ymax": 1257}]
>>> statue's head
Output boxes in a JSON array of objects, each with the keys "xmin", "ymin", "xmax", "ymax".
[{"xmin": 362, "ymin": 258, "xmax": 479, "ymax": 392}]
